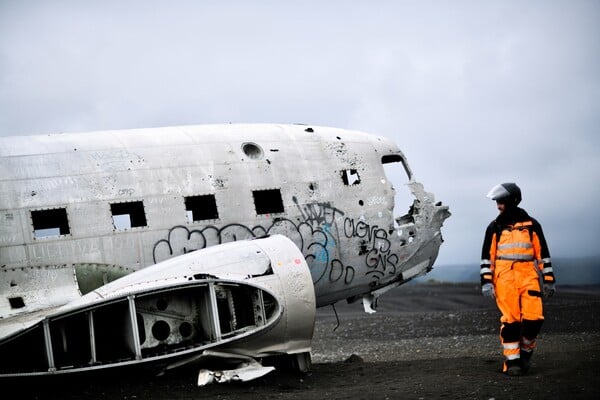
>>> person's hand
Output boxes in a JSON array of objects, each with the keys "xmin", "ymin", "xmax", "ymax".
[
  {"xmin": 482, "ymin": 283, "xmax": 495, "ymax": 298},
  {"xmin": 543, "ymin": 283, "xmax": 556, "ymax": 298}
]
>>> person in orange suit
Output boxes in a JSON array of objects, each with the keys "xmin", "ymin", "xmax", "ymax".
[{"xmin": 480, "ymin": 183, "xmax": 556, "ymax": 376}]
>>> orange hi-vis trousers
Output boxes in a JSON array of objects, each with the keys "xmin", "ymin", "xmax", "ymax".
[{"xmin": 493, "ymin": 259, "xmax": 544, "ymax": 364}]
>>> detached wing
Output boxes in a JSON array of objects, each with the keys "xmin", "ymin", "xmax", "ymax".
[{"xmin": 0, "ymin": 235, "xmax": 315, "ymax": 377}]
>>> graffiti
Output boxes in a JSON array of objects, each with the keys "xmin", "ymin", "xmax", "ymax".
[
  {"xmin": 343, "ymin": 218, "xmax": 391, "ymax": 253},
  {"xmin": 118, "ymin": 188, "xmax": 135, "ymax": 196},
  {"xmin": 89, "ymin": 149, "xmax": 143, "ymax": 171},
  {"xmin": 30, "ymin": 239, "xmax": 101, "ymax": 262},
  {"xmin": 366, "ymin": 248, "xmax": 398, "ymax": 277},
  {"xmin": 292, "ymin": 196, "xmax": 344, "ymax": 227},
  {"xmin": 152, "ymin": 210, "xmax": 354, "ymax": 285},
  {"xmin": 152, "ymin": 201, "xmax": 401, "ymax": 287},
  {"xmin": 367, "ymin": 196, "xmax": 386, "ymax": 206},
  {"xmin": 330, "ymin": 259, "xmax": 355, "ymax": 284},
  {"xmin": 343, "ymin": 217, "xmax": 399, "ymax": 282}
]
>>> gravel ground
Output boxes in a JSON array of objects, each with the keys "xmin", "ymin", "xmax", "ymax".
[{"xmin": 5, "ymin": 283, "xmax": 600, "ymax": 399}]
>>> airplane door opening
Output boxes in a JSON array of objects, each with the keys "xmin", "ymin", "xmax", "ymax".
[{"xmin": 381, "ymin": 155, "xmax": 414, "ymax": 225}]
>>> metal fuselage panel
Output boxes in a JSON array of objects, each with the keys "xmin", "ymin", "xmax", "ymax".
[
  {"xmin": 0, "ymin": 235, "xmax": 317, "ymax": 376},
  {"xmin": 0, "ymin": 124, "xmax": 450, "ymax": 308}
]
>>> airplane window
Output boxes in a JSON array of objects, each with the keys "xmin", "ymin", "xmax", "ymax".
[
  {"xmin": 252, "ymin": 189, "xmax": 285, "ymax": 215},
  {"xmin": 31, "ymin": 207, "xmax": 70, "ymax": 238},
  {"xmin": 382, "ymin": 154, "xmax": 412, "ymax": 180},
  {"xmin": 242, "ymin": 142, "xmax": 263, "ymax": 160},
  {"xmin": 110, "ymin": 201, "xmax": 147, "ymax": 230},
  {"xmin": 185, "ymin": 194, "xmax": 219, "ymax": 222},
  {"xmin": 8, "ymin": 297, "xmax": 25, "ymax": 309},
  {"xmin": 381, "ymin": 154, "xmax": 414, "ymax": 223},
  {"xmin": 341, "ymin": 169, "xmax": 361, "ymax": 186}
]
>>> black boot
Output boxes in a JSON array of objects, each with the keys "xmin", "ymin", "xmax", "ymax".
[
  {"xmin": 520, "ymin": 350, "xmax": 533, "ymax": 374},
  {"xmin": 503, "ymin": 359, "xmax": 522, "ymax": 376}
]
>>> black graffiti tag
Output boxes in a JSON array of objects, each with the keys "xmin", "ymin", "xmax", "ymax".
[
  {"xmin": 293, "ymin": 196, "xmax": 344, "ymax": 227},
  {"xmin": 153, "ymin": 202, "xmax": 355, "ymax": 286},
  {"xmin": 343, "ymin": 217, "xmax": 398, "ymax": 281}
]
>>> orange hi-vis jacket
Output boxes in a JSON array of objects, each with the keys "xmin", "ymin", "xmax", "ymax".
[{"xmin": 480, "ymin": 207, "xmax": 555, "ymax": 289}]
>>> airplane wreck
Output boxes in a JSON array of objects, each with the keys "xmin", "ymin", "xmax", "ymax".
[{"xmin": 0, "ymin": 123, "xmax": 450, "ymax": 382}]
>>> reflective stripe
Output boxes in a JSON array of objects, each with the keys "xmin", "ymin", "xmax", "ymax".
[
  {"xmin": 521, "ymin": 337, "xmax": 536, "ymax": 351},
  {"xmin": 520, "ymin": 347, "xmax": 534, "ymax": 353},
  {"xmin": 502, "ymin": 342, "xmax": 521, "ymax": 360},
  {"xmin": 503, "ymin": 342, "xmax": 520, "ymax": 350},
  {"xmin": 542, "ymin": 266, "xmax": 554, "ymax": 274},
  {"xmin": 498, "ymin": 242, "xmax": 533, "ymax": 250},
  {"xmin": 497, "ymin": 254, "xmax": 535, "ymax": 261},
  {"xmin": 503, "ymin": 341, "xmax": 521, "ymax": 359},
  {"xmin": 480, "ymin": 259, "xmax": 491, "ymax": 265},
  {"xmin": 541, "ymin": 258, "xmax": 552, "ymax": 263},
  {"xmin": 480, "ymin": 267, "xmax": 492, "ymax": 274},
  {"xmin": 496, "ymin": 222, "xmax": 535, "ymax": 263},
  {"xmin": 502, "ymin": 341, "xmax": 521, "ymax": 358},
  {"xmin": 521, "ymin": 337, "xmax": 534, "ymax": 346}
]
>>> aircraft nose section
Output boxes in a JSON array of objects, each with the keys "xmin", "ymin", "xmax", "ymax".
[{"xmin": 409, "ymin": 181, "xmax": 450, "ymax": 230}]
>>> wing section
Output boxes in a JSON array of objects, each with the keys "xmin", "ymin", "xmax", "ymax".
[{"xmin": 0, "ymin": 235, "xmax": 315, "ymax": 377}]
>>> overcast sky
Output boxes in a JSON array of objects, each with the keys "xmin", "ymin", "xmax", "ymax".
[{"xmin": 1, "ymin": 1, "xmax": 599, "ymax": 268}]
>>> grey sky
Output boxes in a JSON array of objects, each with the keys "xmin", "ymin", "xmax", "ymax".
[{"xmin": 1, "ymin": 0, "xmax": 599, "ymax": 266}]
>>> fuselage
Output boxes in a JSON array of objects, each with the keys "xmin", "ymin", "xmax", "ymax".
[{"xmin": 0, "ymin": 123, "xmax": 450, "ymax": 308}]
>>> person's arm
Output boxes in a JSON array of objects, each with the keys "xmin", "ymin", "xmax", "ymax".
[
  {"xmin": 480, "ymin": 222, "xmax": 496, "ymax": 297},
  {"xmin": 532, "ymin": 218, "xmax": 555, "ymax": 296},
  {"xmin": 480, "ymin": 222, "xmax": 496, "ymax": 286}
]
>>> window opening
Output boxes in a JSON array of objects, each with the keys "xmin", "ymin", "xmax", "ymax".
[
  {"xmin": 242, "ymin": 142, "xmax": 263, "ymax": 160},
  {"xmin": 110, "ymin": 201, "xmax": 147, "ymax": 230},
  {"xmin": 252, "ymin": 189, "xmax": 284, "ymax": 215},
  {"xmin": 31, "ymin": 208, "xmax": 70, "ymax": 238},
  {"xmin": 9, "ymin": 297, "xmax": 25, "ymax": 309},
  {"xmin": 381, "ymin": 155, "xmax": 414, "ymax": 225},
  {"xmin": 382, "ymin": 154, "xmax": 412, "ymax": 180},
  {"xmin": 341, "ymin": 169, "xmax": 361, "ymax": 186},
  {"xmin": 185, "ymin": 194, "xmax": 219, "ymax": 222}
]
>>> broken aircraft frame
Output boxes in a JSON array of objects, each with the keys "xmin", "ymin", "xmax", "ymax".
[{"xmin": 0, "ymin": 123, "xmax": 450, "ymax": 381}]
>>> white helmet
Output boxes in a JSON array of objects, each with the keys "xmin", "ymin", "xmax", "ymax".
[{"xmin": 486, "ymin": 183, "xmax": 522, "ymax": 206}]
